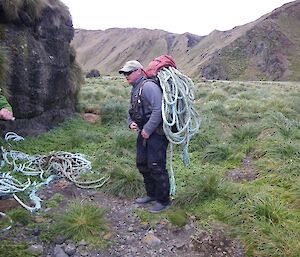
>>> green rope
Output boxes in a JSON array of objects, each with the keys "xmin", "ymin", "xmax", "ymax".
[{"xmin": 157, "ymin": 67, "xmax": 201, "ymax": 195}]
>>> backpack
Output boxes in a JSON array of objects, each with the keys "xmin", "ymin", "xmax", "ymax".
[
  {"xmin": 129, "ymin": 55, "xmax": 176, "ymax": 129},
  {"xmin": 144, "ymin": 55, "xmax": 177, "ymax": 79}
]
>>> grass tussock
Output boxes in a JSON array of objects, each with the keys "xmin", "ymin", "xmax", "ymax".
[
  {"xmin": 0, "ymin": 240, "xmax": 34, "ymax": 257},
  {"xmin": 100, "ymin": 98, "xmax": 128, "ymax": 124},
  {"xmin": 102, "ymin": 167, "xmax": 145, "ymax": 198},
  {"xmin": 167, "ymin": 209, "xmax": 188, "ymax": 227},
  {"xmin": 6, "ymin": 208, "xmax": 33, "ymax": 225},
  {"xmin": 53, "ymin": 201, "xmax": 108, "ymax": 246},
  {"xmin": 231, "ymin": 124, "xmax": 261, "ymax": 143},
  {"xmin": 45, "ymin": 193, "xmax": 64, "ymax": 208},
  {"xmin": 250, "ymin": 195, "xmax": 288, "ymax": 224},
  {"xmin": 265, "ymin": 111, "xmax": 300, "ymax": 139},
  {"xmin": 202, "ymin": 144, "xmax": 232, "ymax": 163},
  {"xmin": 174, "ymin": 173, "xmax": 223, "ymax": 206}
]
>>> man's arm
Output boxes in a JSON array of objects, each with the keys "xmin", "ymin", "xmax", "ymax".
[{"xmin": 141, "ymin": 81, "xmax": 162, "ymax": 137}]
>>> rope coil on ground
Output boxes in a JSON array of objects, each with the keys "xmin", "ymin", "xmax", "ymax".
[
  {"xmin": 0, "ymin": 133, "xmax": 110, "ymax": 213},
  {"xmin": 4, "ymin": 132, "xmax": 25, "ymax": 142}
]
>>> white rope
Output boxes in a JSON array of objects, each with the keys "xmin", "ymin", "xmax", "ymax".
[
  {"xmin": 4, "ymin": 132, "xmax": 25, "ymax": 141},
  {"xmin": 1, "ymin": 133, "xmax": 110, "ymax": 212},
  {"xmin": 157, "ymin": 67, "xmax": 201, "ymax": 195},
  {"xmin": 158, "ymin": 67, "xmax": 200, "ymax": 157}
]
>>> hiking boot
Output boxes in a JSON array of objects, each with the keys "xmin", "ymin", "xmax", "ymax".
[
  {"xmin": 147, "ymin": 202, "xmax": 170, "ymax": 213},
  {"xmin": 135, "ymin": 196, "xmax": 155, "ymax": 204}
]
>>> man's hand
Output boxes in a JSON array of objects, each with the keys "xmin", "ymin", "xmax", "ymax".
[
  {"xmin": 141, "ymin": 129, "xmax": 149, "ymax": 139},
  {"xmin": 0, "ymin": 108, "xmax": 15, "ymax": 121},
  {"xmin": 129, "ymin": 121, "xmax": 138, "ymax": 132}
]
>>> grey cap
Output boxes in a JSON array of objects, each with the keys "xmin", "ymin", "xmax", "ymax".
[{"xmin": 119, "ymin": 60, "xmax": 143, "ymax": 74}]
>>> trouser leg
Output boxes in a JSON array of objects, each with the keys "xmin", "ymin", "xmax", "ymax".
[
  {"xmin": 0, "ymin": 147, "xmax": 3, "ymax": 164},
  {"xmin": 136, "ymin": 133, "xmax": 156, "ymax": 197},
  {"xmin": 147, "ymin": 133, "xmax": 170, "ymax": 205}
]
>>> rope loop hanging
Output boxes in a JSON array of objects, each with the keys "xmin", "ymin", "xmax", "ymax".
[
  {"xmin": 157, "ymin": 66, "xmax": 201, "ymax": 195},
  {"xmin": 158, "ymin": 66, "xmax": 201, "ymax": 164}
]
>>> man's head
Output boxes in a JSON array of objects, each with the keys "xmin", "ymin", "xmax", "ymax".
[
  {"xmin": 119, "ymin": 60, "xmax": 144, "ymax": 85},
  {"xmin": 119, "ymin": 60, "xmax": 143, "ymax": 75}
]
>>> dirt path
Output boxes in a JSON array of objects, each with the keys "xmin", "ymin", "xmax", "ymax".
[{"xmin": 0, "ymin": 180, "xmax": 246, "ymax": 257}]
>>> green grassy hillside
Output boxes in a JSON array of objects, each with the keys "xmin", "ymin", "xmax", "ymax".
[{"xmin": 1, "ymin": 77, "xmax": 299, "ymax": 256}]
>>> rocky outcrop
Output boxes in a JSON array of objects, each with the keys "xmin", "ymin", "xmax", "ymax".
[{"xmin": 0, "ymin": 0, "xmax": 83, "ymax": 137}]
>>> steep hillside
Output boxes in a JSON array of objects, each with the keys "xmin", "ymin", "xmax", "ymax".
[
  {"xmin": 72, "ymin": 0, "xmax": 300, "ymax": 81},
  {"xmin": 72, "ymin": 28, "xmax": 203, "ymax": 75},
  {"xmin": 199, "ymin": 0, "xmax": 300, "ymax": 81}
]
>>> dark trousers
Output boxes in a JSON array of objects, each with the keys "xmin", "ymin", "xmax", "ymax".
[{"xmin": 136, "ymin": 132, "xmax": 170, "ymax": 205}]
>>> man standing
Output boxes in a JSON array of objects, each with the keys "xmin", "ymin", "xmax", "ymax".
[{"xmin": 119, "ymin": 60, "xmax": 170, "ymax": 213}]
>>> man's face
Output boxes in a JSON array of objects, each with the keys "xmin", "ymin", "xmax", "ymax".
[{"xmin": 123, "ymin": 69, "xmax": 142, "ymax": 84}]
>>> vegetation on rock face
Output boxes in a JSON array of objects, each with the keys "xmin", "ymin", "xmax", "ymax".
[
  {"xmin": 1, "ymin": 77, "xmax": 300, "ymax": 257},
  {"xmin": 0, "ymin": 46, "xmax": 9, "ymax": 92},
  {"xmin": 0, "ymin": 0, "xmax": 70, "ymax": 24},
  {"xmin": 69, "ymin": 46, "xmax": 84, "ymax": 101}
]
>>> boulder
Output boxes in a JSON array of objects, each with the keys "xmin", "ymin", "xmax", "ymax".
[
  {"xmin": 0, "ymin": 0, "xmax": 83, "ymax": 137},
  {"xmin": 86, "ymin": 69, "xmax": 101, "ymax": 78}
]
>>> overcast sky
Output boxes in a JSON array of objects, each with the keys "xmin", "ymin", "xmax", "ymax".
[{"xmin": 61, "ymin": 0, "xmax": 293, "ymax": 36}]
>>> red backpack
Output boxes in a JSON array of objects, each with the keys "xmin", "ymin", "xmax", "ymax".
[{"xmin": 144, "ymin": 55, "xmax": 177, "ymax": 78}]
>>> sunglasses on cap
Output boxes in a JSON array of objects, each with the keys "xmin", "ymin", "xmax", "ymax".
[{"xmin": 123, "ymin": 69, "xmax": 137, "ymax": 76}]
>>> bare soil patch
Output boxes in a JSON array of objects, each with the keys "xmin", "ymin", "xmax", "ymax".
[{"xmin": 225, "ymin": 157, "xmax": 258, "ymax": 182}]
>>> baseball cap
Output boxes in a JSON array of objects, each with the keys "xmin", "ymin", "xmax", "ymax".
[{"xmin": 119, "ymin": 60, "xmax": 143, "ymax": 74}]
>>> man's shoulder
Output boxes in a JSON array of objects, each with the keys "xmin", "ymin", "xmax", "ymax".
[
  {"xmin": 143, "ymin": 78, "xmax": 156, "ymax": 84},
  {"xmin": 143, "ymin": 79, "xmax": 160, "ymax": 90}
]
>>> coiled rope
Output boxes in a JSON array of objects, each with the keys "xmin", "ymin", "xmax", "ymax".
[
  {"xmin": 4, "ymin": 132, "xmax": 25, "ymax": 142},
  {"xmin": 157, "ymin": 67, "xmax": 201, "ymax": 195},
  {"xmin": 0, "ymin": 133, "xmax": 109, "ymax": 214}
]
